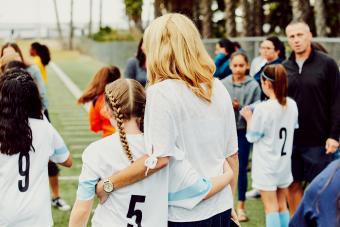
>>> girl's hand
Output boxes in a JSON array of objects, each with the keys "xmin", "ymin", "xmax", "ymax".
[
  {"xmin": 96, "ymin": 180, "xmax": 109, "ymax": 204},
  {"xmin": 232, "ymin": 98, "xmax": 240, "ymax": 110},
  {"xmin": 240, "ymin": 106, "xmax": 253, "ymax": 121}
]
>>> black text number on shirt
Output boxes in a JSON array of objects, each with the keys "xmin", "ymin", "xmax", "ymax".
[
  {"xmin": 18, "ymin": 152, "xmax": 30, "ymax": 192},
  {"xmin": 280, "ymin": 128, "xmax": 287, "ymax": 156},
  {"xmin": 127, "ymin": 195, "xmax": 146, "ymax": 227}
]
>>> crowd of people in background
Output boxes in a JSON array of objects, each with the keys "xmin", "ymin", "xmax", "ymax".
[{"xmin": 0, "ymin": 14, "xmax": 339, "ymax": 227}]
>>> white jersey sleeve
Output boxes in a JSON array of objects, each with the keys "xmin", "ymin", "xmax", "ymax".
[
  {"xmin": 246, "ymin": 105, "xmax": 267, "ymax": 143},
  {"xmin": 168, "ymin": 159, "xmax": 212, "ymax": 210},
  {"xmin": 144, "ymin": 85, "xmax": 184, "ymax": 160},
  {"xmin": 224, "ymin": 86, "xmax": 238, "ymax": 157},
  {"xmin": 48, "ymin": 124, "xmax": 70, "ymax": 163},
  {"xmin": 76, "ymin": 148, "xmax": 101, "ymax": 200}
]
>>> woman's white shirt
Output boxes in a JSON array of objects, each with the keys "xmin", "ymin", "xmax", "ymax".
[{"xmin": 144, "ymin": 79, "xmax": 238, "ymax": 222}]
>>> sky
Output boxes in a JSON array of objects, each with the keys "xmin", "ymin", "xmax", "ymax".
[{"xmin": 0, "ymin": 0, "xmax": 154, "ymax": 28}]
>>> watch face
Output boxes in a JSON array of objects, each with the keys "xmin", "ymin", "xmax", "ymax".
[{"xmin": 103, "ymin": 181, "xmax": 113, "ymax": 193}]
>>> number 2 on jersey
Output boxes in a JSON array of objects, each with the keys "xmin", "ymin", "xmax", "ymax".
[
  {"xmin": 279, "ymin": 128, "xmax": 287, "ymax": 156},
  {"xmin": 18, "ymin": 152, "xmax": 30, "ymax": 192},
  {"xmin": 127, "ymin": 195, "xmax": 146, "ymax": 227}
]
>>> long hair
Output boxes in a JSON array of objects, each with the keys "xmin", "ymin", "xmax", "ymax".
[
  {"xmin": 262, "ymin": 64, "xmax": 288, "ymax": 106},
  {"xmin": 31, "ymin": 42, "xmax": 51, "ymax": 66},
  {"xmin": 143, "ymin": 13, "xmax": 215, "ymax": 102},
  {"xmin": 0, "ymin": 69, "xmax": 43, "ymax": 155},
  {"xmin": 266, "ymin": 36, "xmax": 286, "ymax": 60},
  {"xmin": 136, "ymin": 38, "xmax": 146, "ymax": 68},
  {"xmin": 105, "ymin": 78, "xmax": 145, "ymax": 163},
  {"xmin": 1, "ymin": 43, "xmax": 25, "ymax": 62},
  {"xmin": 219, "ymin": 38, "xmax": 236, "ymax": 56},
  {"xmin": 78, "ymin": 66, "xmax": 121, "ymax": 104}
]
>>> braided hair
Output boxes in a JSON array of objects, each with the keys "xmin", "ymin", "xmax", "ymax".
[{"xmin": 104, "ymin": 78, "xmax": 145, "ymax": 163}]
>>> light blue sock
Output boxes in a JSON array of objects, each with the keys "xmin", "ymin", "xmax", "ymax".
[
  {"xmin": 279, "ymin": 211, "xmax": 290, "ymax": 227},
  {"xmin": 266, "ymin": 212, "xmax": 280, "ymax": 227}
]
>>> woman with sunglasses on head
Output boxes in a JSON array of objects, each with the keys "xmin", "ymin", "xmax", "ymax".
[{"xmin": 241, "ymin": 64, "xmax": 298, "ymax": 227}]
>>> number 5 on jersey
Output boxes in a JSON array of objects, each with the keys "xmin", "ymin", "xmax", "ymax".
[{"xmin": 127, "ymin": 195, "xmax": 146, "ymax": 227}]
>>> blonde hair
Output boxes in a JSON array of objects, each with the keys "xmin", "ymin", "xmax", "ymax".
[
  {"xmin": 143, "ymin": 13, "xmax": 215, "ymax": 102},
  {"xmin": 105, "ymin": 78, "xmax": 145, "ymax": 163}
]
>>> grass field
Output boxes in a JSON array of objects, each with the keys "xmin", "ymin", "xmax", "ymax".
[{"xmin": 16, "ymin": 40, "xmax": 266, "ymax": 226}]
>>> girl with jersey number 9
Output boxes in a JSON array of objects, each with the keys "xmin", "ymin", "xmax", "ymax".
[
  {"xmin": 0, "ymin": 69, "xmax": 72, "ymax": 227},
  {"xmin": 240, "ymin": 64, "xmax": 298, "ymax": 227},
  {"xmin": 69, "ymin": 78, "xmax": 234, "ymax": 227}
]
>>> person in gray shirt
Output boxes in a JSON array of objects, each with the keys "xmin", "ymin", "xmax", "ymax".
[
  {"xmin": 124, "ymin": 38, "xmax": 147, "ymax": 86},
  {"xmin": 222, "ymin": 52, "xmax": 261, "ymax": 222}
]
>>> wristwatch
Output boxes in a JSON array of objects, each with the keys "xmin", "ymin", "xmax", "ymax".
[{"xmin": 103, "ymin": 178, "xmax": 115, "ymax": 193}]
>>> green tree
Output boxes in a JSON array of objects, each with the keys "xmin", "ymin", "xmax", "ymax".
[{"xmin": 125, "ymin": 0, "xmax": 143, "ymax": 31}]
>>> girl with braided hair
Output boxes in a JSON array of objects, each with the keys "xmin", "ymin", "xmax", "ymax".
[{"xmin": 69, "ymin": 78, "xmax": 234, "ymax": 227}]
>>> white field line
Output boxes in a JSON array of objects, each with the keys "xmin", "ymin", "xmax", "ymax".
[
  {"xmin": 59, "ymin": 176, "xmax": 79, "ymax": 181},
  {"xmin": 49, "ymin": 62, "xmax": 89, "ymax": 112}
]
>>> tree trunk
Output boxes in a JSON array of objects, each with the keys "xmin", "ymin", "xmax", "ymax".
[
  {"xmin": 225, "ymin": 0, "xmax": 236, "ymax": 37},
  {"xmin": 99, "ymin": 0, "xmax": 103, "ymax": 29},
  {"xmin": 313, "ymin": 0, "xmax": 327, "ymax": 36},
  {"xmin": 290, "ymin": 0, "xmax": 311, "ymax": 22},
  {"xmin": 88, "ymin": 0, "xmax": 93, "ymax": 36},
  {"xmin": 52, "ymin": 0, "xmax": 64, "ymax": 42},
  {"xmin": 242, "ymin": 0, "xmax": 253, "ymax": 36},
  {"xmin": 154, "ymin": 0, "xmax": 165, "ymax": 17},
  {"xmin": 69, "ymin": 0, "xmax": 74, "ymax": 50},
  {"xmin": 200, "ymin": 0, "xmax": 212, "ymax": 38},
  {"xmin": 253, "ymin": 0, "xmax": 263, "ymax": 36}
]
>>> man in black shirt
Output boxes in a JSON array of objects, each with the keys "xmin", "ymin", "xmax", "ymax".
[{"xmin": 283, "ymin": 21, "xmax": 340, "ymax": 216}]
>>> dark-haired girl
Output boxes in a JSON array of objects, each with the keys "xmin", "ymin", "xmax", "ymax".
[
  {"xmin": 241, "ymin": 64, "xmax": 298, "ymax": 227},
  {"xmin": 0, "ymin": 69, "xmax": 72, "ymax": 226},
  {"xmin": 30, "ymin": 42, "xmax": 51, "ymax": 84},
  {"xmin": 124, "ymin": 38, "xmax": 147, "ymax": 86},
  {"xmin": 222, "ymin": 52, "xmax": 261, "ymax": 222}
]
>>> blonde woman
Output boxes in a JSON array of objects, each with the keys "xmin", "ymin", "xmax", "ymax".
[{"xmin": 96, "ymin": 14, "xmax": 239, "ymax": 226}]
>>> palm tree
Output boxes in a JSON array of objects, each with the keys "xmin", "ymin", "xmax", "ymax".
[
  {"xmin": 290, "ymin": 0, "xmax": 311, "ymax": 22},
  {"xmin": 69, "ymin": 0, "xmax": 74, "ymax": 50},
  {"xmin": 253, "ymin": 0, "xmax": 263, "ymax": 36},
  {"xmin": 313, "ymin": 0, "xmax": 327, "ymax": 36},
  {"xmin": 200, "ymin": 0, "xmax": 212, "ymax": 38},
  {"xmin": 89, "ymin": 0, "xmax": 93, "ymax": 36},
  {"xmin": 52, "ymin": 0, "xmax": 64, "ymax": 42},
  {"xmin": 242, "ymin": 0, "xmax": 253, "ymax": 36},
  {"xmin": 225, "ymin": 0, "xmax": 236, "ymax": 37}
]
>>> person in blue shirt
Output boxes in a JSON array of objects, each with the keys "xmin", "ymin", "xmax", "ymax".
[
  {"xmin": 214, "ymin": 38, "xmax": 235, "ymax": 79},
  {"xmin": 289, "ymin": 159, "xmax": 340, "ymax": 227}
]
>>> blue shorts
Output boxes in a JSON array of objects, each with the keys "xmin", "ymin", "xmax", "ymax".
[{"xmin": 168, "ymin": 209, "xmax": 231, "ymax": 227}]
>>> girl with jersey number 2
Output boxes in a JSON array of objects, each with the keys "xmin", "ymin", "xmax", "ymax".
[
  {"xmin": 0, "ymin": 69, "xmax": 72, "ymax": 227},
  {"xmin": 69, "ymin": 78, "xmax": 234, "ymax": 227},
  {"xmin": 241, "ymin": 64, "xmax": 298, "ymax": 227}
]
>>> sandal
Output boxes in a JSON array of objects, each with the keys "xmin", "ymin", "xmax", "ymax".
[{"xmin": 237, "ymin": 209, "xmax": 249, "ymax": 222}]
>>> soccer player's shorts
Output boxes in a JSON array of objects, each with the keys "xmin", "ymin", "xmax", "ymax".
[
  {"xmin": 291, "ymin": 146, "xmax": 333, "ymax": 183},
  {"xmin": 252, "ymin": 171, "xmax": 293, "ymax": 191},
  {"xmin": 48, "ymin": 161, "xmax": 60, "ymax": 177}
]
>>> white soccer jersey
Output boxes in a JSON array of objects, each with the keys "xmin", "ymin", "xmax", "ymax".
[
  {"xmin": 0, "ymin": 118, "xmax": 70, "ymax": 227},
  {"xmin": 144, "ymin": 79, "xmax": 238, "ymax": 222},
  {"xmin": 246, "ymin": 98, "xmax": 298, "ymax": 191},
  {"xmin": 77, "ymin": 133, "xmax": 212, "ymax": 227}
]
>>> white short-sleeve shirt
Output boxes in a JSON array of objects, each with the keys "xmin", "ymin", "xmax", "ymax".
[
  {"xmin": 144, "ymin": 79, "xmax": 238, "ymax": 222},
  {"xmin": 246, "ymin": 98, "xmax": 298, "ymax": 190},
  {"xmin": 77, "ymin": 133, "xmax": 212, "ymax": 227},
  {"xmin": 0, "ymin": 118, "xmax": 70, "ymax": 227}
]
